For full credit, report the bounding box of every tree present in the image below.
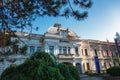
[0,0,92,32]
[0,0,92,55]
[0,31,19,55]
[115,32,120,43]
[107,66,120,76]
[0,51,80,80]
[115,32,120,65]
[0,31,27,56]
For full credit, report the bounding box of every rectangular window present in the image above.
[68,47,71,54]
[109,62,111,68]
[94,49,97,56]
[63,47,67,54]
[106,50,109,56]
[101,50,104,57]
[86,63,90,70]
[104,62,107,69]
[81,49,84,56]
[49,46,54,55]
[75,47,79,55]
[85,49,88,56]
[59,46,62,54]
[30,46,35,54]
[37,46,41,52]
[13,45,18,54]
[113,62,116,66]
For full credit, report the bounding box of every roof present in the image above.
[47,23,78,37]
[15,32,42,39]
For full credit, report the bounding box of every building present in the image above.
[0,23,120,74]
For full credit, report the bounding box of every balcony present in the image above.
[57,54,80,59]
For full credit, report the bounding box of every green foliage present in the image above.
[19,45,27,55]
[68,65,80,80]
[0,32,10,47]
[115,32,120,43]
[30,51,56,66]
[58,63,72,80]
[84,70,92,75]
[1,52,80,80]
[58,63,80,80]
[0,0,92,32]
[0,32,27,55]
[0,32,19,55]
[107,66,120,76]
[0,65,17,80]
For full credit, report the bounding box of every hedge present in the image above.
[107,66,120,76]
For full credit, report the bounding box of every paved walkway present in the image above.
[80,77,103,80]
[80,74,103,80]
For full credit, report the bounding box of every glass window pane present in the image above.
[49,46,54,55]
[59,46,62,54]
[63,47,67,54]
[30,46,35,54]
[37,46,41,51]
[68,47,71,54]
[75,47,78,55]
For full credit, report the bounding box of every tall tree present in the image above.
[115,32,120,43]
[0,0,92,31]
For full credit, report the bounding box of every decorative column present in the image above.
[44,43,49,53]
[73,61,76,66]
[55,44,58,56]
[71,46,75,54]
[81,62,85,74]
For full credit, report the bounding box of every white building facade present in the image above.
[0,23,120,74]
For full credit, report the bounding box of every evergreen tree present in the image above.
[0,52,80,80]
[0,0,92,31]
[115,32,120,43]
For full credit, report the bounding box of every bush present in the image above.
[0,51,80,80]
[58,63,80,80]
[84,70,93,75]
[58,64,73,80]
[30,51,56,66]
[107,66,120,76]
[67,65,80,80]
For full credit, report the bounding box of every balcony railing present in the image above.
[57,54,80,59]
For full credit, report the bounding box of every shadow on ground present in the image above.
[80,74,120,80]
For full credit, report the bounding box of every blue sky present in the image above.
[30,0,120,42]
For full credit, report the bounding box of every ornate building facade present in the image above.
[0,23,120,74]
